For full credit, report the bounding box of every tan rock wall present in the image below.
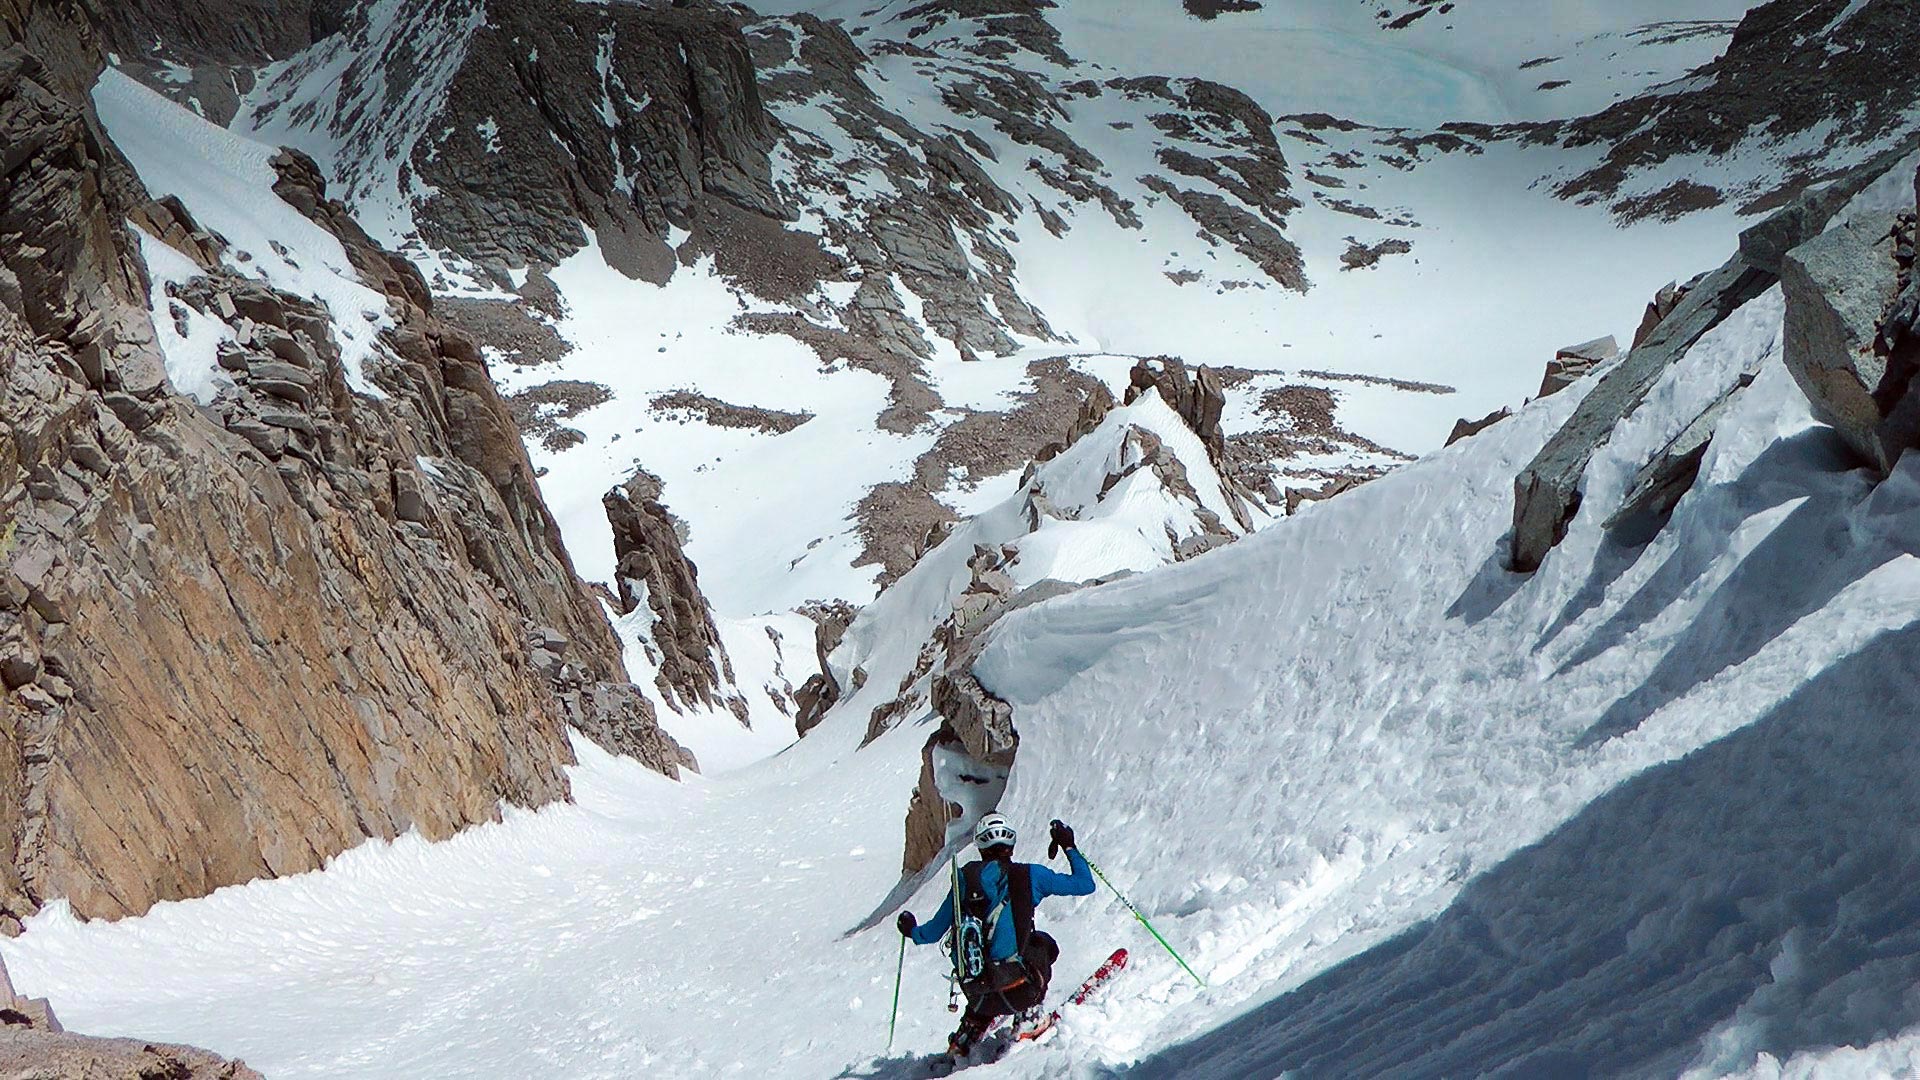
[0,1,688,924]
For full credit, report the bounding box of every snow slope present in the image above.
[981,309,1920,1076]
[494,19,1751,613]
[202,0,1797,614]
[828,387,1264,741]
[95,69,398,397]
[14,180,1919,1075]
[490,235,930,611]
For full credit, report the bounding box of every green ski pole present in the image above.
[887,931,906,1053]
[1086,857,1206,988]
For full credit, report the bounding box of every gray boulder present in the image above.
[1780,168,1918,474]
[1446,407,1511,446]
[1539,336,1618,398]
[1510,150,1913,572]
[1511,254,1772,570]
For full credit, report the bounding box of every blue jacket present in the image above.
[909,850,1094,960]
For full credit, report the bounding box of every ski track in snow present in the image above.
[14,263,1920,1076]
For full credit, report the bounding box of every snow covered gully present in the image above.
[17,183,1920,1073]
[10,2,1920,1076]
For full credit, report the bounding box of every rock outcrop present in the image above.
[0,1,687,927]
[876,378,1260,877]
[417,0,784,283]
[792,600,856,738]
[1780,159,1920,474]
[1632,277,1700,348]
[1606,366,1765,530]
[604,470,746,722]
[1446,407,1511,446]
[1123,356,1263,528]
[0,954,260,1076]
[1510,254,1774,571]
[1508,147,1916,572]
[0,1028,262,1079]
[1539,336,1617,399]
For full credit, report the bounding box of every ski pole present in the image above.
[887,931,906,1053]
[1086,857,1206,988]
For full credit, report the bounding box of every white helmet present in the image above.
[974,813,1016,850]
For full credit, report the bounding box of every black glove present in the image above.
[897,911,917,937]
[1048,819,1075,859]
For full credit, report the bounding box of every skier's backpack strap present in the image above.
[1008,862,1036,954]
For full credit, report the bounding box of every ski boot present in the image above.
[928,1013,991,1074]
[1008,1006,1045,1040]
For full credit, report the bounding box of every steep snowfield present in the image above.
[205,0,1797,613]
[13,194,1918,1074]
[490,235,928,611]
[978,295,1920,1075]
[95,69,397,397]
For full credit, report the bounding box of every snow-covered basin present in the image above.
[10,284,1920,1077]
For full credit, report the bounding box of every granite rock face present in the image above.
[1509,254,1774,571]
[605,470,747,722]
[1506,152,1910,572]
[411,0,784,282]
[1780,160,1920,474]
[0,1,687,927]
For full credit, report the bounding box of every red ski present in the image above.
[1015,948,1128,1042]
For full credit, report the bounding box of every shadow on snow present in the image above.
[1125,618,1920,1078]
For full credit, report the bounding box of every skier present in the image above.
[896,814,1093,1060]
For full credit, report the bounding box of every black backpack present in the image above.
[952,859,1035,998]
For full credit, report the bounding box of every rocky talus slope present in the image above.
[0,0,693,937]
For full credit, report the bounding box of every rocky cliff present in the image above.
[0,0,690,929]
[1511,144,1920,573]
[604,469,747,721]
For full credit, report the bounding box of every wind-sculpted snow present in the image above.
[968,287,1920,1073]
